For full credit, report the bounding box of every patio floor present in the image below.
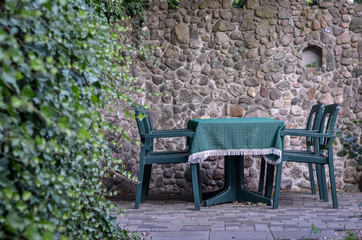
[114,191,362,240]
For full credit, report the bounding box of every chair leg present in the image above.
[308,163,316,194]
[320,165,328,202]
[273,162,283,209]
[141,164,152,203]
[328,158,338,209]
[315,164,324,201]
[135,163,145,209]
[258,157,266,194]
[191,163,201,210]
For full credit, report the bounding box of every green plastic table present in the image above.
[187,118,285,206]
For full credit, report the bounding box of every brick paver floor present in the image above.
[114,191,362,240]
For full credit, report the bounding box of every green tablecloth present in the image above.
[187,118,285,165]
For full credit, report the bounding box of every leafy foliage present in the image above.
[343,231,360,240]
[168,0,179,9]
[307,224,322,239]
[232,0,245,8]
[102,0,149,19]
[305,61,317,68]
[122,0,149,17]
[0,0,147,239]
[337,120,362,166]
[306,0,319,6]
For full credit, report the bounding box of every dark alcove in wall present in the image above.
[301,46,322,68]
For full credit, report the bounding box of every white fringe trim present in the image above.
[188,148,282,165]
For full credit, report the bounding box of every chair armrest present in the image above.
[280,129,333,138]
[280,129,318,136]
[283,128,309,131]
[141,129,195,138]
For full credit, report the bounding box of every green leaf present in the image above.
[22,191,32,201]
[0,29,7,42]
[39,0,49,4]
[5,213,24,233]
[111,33,118,40]
[30,58,45,72]
[16,71,24,80]
[78,10,87,18]
[10,96,22,108]
[1,65,20,92]
[4,188,13,199]
[59,116,70,129]
[78,127,91,140]
[58,0,67,5]
[24,224,42,240]
[60,235,68,240]
[40,104,54,119]
[91,95,98,103]
[42,231,54,240]
[16,201,27,212]
[35,136,43,145]
[22,85,35,98]
[72,85,79,97]
[138,113,146,120]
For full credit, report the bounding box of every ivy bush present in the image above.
[0,0,147,239]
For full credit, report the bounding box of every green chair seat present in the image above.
[281,150,328,162]
[146,151,190,163]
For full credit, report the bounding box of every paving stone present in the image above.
[149,231,209,240]
[180,227,212,231]
[210,230,273,239]
[270,226,284,231]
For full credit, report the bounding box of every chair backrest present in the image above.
[134,104,154,151]
[306,103,325,148]
[134,104,154,134]
[306,103,325,130]
[318,104,341,150]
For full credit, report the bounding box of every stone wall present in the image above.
[109,0,362,195]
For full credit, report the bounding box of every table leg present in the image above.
[264,163,275,198]
[204,155,273,206]
[204,156,239,206]
[257,157,266,194]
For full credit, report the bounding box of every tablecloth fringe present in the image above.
[188,148,282,165]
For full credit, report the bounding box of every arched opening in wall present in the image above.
[302,46,322,70]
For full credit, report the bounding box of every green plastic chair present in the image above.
[259,103,325,198]
[133,104,201,210]
[273,104,341,209]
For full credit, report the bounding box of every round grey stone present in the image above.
[269,88,282,100]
